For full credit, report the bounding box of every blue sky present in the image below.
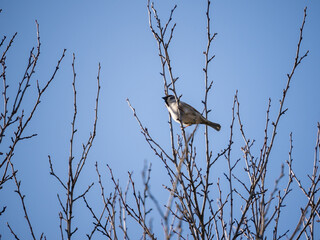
[1,0,320,239]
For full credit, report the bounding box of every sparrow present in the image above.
[162,95,221,131]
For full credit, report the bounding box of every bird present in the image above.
[162,95,221,131]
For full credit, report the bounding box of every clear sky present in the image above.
[1,0,320,239]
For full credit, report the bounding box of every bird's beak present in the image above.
[162,96,168,104]
[162,96,169,106]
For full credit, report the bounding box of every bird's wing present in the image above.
[179,102,201,115]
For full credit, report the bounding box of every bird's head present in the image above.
[162,95,175,106]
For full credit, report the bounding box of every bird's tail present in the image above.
[203,119,221,131]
